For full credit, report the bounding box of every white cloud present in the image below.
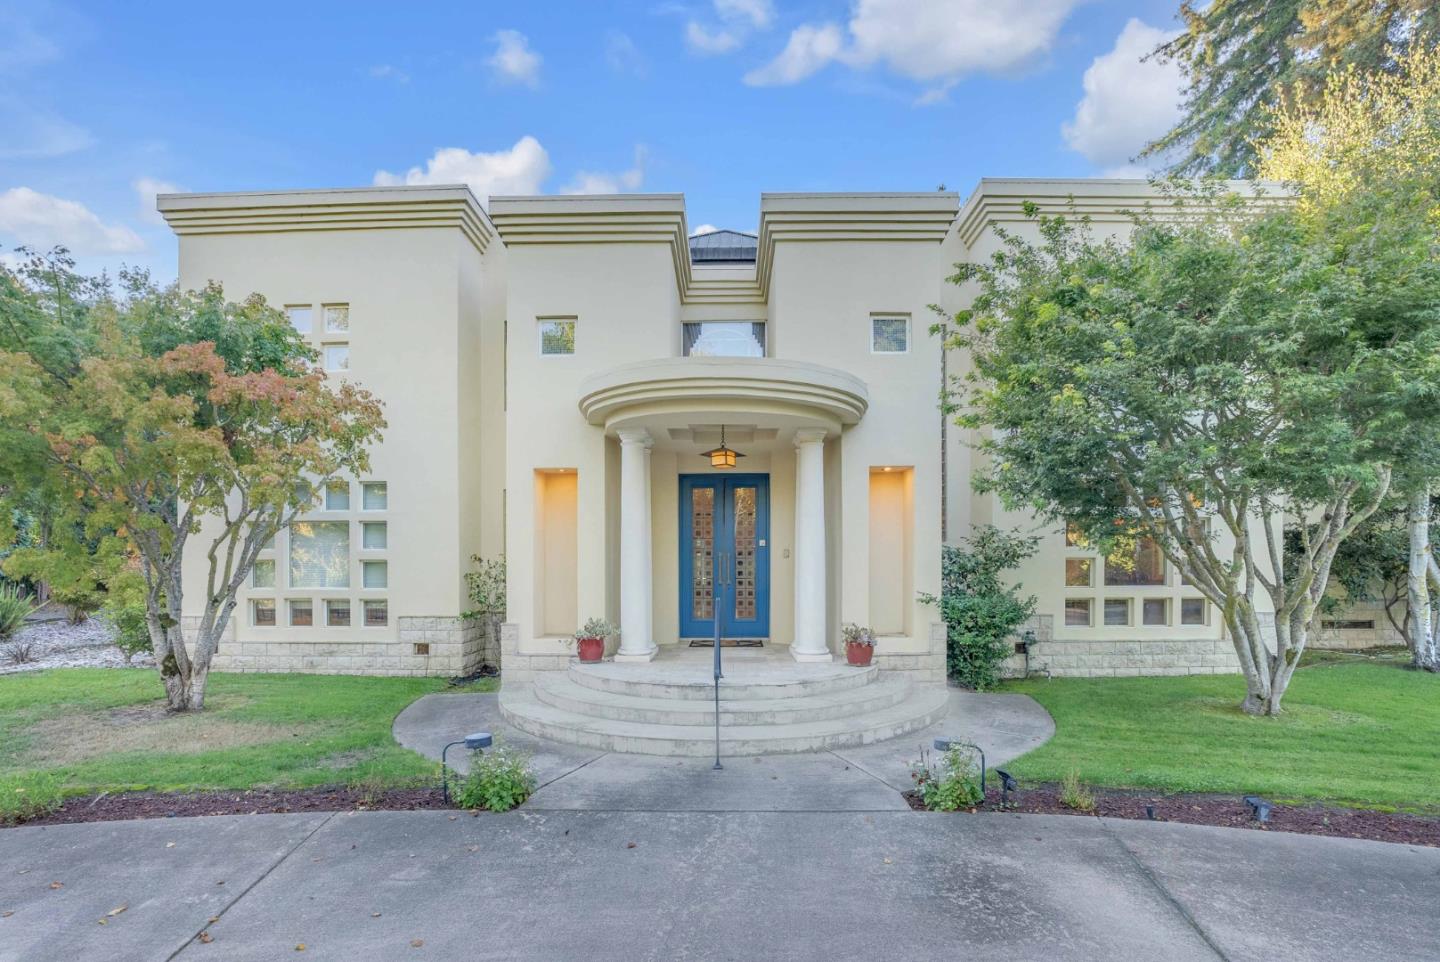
[604,30,645,76]
[685,0,774,56]
[0,187,143,254]
[715,0,773,29]
[746,0,1080,88]
[369,64,410,84]
[374,137,553,204]
[1062,19,1184,173]
[562,146,647,195]
[690,224,720,235]
[686,21,742,55]
[133,177,182,226]
[487,29,541,87]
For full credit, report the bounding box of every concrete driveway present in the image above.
[2,809,1436,961]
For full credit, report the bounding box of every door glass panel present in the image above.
[691,487,714,621]
[733,486,757,621]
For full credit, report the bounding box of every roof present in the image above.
[688,228,757,264]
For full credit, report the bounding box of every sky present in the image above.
[0,0,1192,282]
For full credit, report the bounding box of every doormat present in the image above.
[687,639,764,648]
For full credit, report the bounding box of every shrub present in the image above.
[910,745,985,812]
[108,603,153,663]
[918,526,1038,690]
[454,746,536,813]
[0,582,31,641]
[2,640,37,665]
[1059,769,1097,813]
[0,772,63,825]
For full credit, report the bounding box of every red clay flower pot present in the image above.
[576,636,605,663]
[846,641,874,667]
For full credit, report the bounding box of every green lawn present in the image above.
[0,669,498,811]
[1002,650,1440,813]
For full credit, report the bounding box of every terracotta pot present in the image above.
[845,641,874,667]
[576,636,605,663]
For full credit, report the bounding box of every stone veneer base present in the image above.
[205,615,498,677]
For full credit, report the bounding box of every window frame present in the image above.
[1064,598,1093,627]
[288,599,314,627]
[361,521,387,551]
[1103,598,1132,627]
[285,305,314,335]
[362,599,389,627]
[325,598,352,627]
[361,482,387,511]
[870,314,910,355]
[322,343,351,373]
[323,303,350,333]
[252,598,277,627]
[361,560,388,589]
[538,317,577,357]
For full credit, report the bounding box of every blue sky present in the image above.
[0,0,1191,281]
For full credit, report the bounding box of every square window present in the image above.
[1064,522,1089,549]
[362,482,387,510]
[1104,598,1131,626]
[1143,598,1169,626]
[362,560,388,589]
[871,316,909,353]
[325,481,350,511]
[289,599,313,626]
[683,321,765,357]
[363,599,388,627]
[326,599,351,627]
[1181,598,1207,625]
[294,480,316,509]
[286,306,313,334]
[251,559,276,589]
[362,522,387,550]
[1064,598,1092,627]
[323,344,350,372]
[1105,537,1166,586]
[289,520,350,588]
[324,304,349,333]
[539,319,575,356]
[1064,558,1092,587]
[252,599,276,626]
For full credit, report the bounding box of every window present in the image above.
[251,559,276,589]
[289,599,313,626]
[871,315,909,353]
[324,304,349,333]
[294,480,316,509]
[363,599,388,627]
[289,520,351,588]
[326,599,351,627]
[682,322,765,357]
[1104,537,1165,586]
[1180,598,1207,625]
[261,531,276,551]
[323,344,350,372]
[1064,598,1092,627]
[252,599,276,626]
[325,482,350,511]
[1064,523,1089,549]
[1143,598,1169,626]
[362,522,387,550]
[362,560,388,589]
[286,306,313,334]
[1064,558,1092,587]
[539,318,575,355]
[1104,598,1131,626]
[362,482,387,511]
[1321,619,1376,630]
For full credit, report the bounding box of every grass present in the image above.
[0,669,498,813]
[1002,649,1440,813]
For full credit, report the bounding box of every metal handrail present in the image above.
[712,550,727,770]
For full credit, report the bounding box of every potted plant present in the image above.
[572,618,618,663]
[841,623,876,667]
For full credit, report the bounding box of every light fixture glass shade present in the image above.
[701,425,745,469]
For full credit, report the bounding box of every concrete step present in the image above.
[565,657,878,702]
[499,684,949,757]
[533,671,912,726]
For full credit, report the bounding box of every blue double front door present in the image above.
[678,474,770,640]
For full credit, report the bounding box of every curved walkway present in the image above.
[393,687,1055,812]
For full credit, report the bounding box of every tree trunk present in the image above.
[1408,486,1439,671]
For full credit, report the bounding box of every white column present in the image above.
[791,428,831,662]
[615,428,657,662]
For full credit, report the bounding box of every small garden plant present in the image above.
[572,618,619,643]
[454,746,537,813]
[910,744,985,812]
[0,582,31,641]
[1059,769,1097,813]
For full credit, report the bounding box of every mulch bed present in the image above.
[905,783,1440,847]
[15,786,454,827]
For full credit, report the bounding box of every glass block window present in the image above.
[682,322,765,357]
[871,316,909,353]
[539,318,575,355]
[362,522,387,550]
[323,344,350,372]
[1104,598,1131,626]
[362,561,388,589]
[362,482,387,511]
[324,304,349,333]
[289,521,350,588]
[1064,558,1092,587]
[286,306,313,334]
[1181,598,1207,625]
[1143,598,1169,626]
[326,599,351,627]
[251,559,276,589]
[363,599,388,627]
[1104,537,1165,586]
[289,599,313,626]
[1064,522,1089,548]
[1064,598,1092,627]
[252,599,276,626]
[325,482,350,511]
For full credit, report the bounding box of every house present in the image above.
[161,180,1284,753]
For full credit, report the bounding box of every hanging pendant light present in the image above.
[701,424,745,470]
